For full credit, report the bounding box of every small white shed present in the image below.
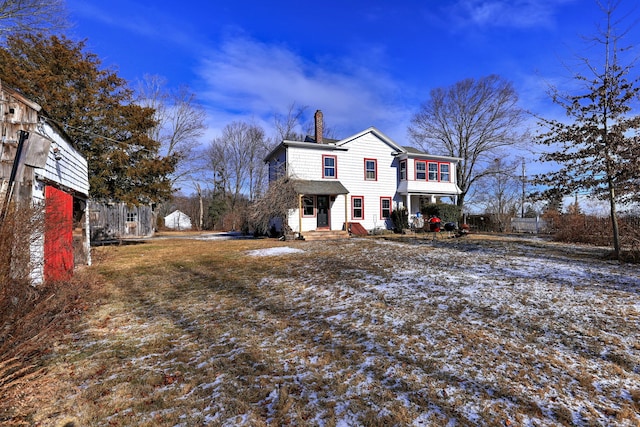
[164,210,192,230]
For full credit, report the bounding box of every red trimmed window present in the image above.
[364,159,377,181]
[380,197,391,219]
[440,163,450,182]
[302,195,315,217]
[399,160,407,181]
[428,162,438,181]
[415,160,426,180]
[323,155,337,178]
[352,196,364,220]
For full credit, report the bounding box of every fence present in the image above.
[510,217,549,234]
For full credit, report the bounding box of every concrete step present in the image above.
[302,230,350,241]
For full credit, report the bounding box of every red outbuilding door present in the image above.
[44,185,74,282]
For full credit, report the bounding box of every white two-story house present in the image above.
[264,110,462,237]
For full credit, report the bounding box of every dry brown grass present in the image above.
[1,235,639,426]
[0,203,98,426]
[0,266,101,426]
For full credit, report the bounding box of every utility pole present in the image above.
[0,130,29,224]
[520,157,526,218]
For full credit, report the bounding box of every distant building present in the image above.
[88,201,155,242]
[164,210,192,230]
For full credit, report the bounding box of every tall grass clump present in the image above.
[0,202,42,328]
[546,211,640,262]
[0,202,97,425]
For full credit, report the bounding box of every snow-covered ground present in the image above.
[238,237,639,426]
[51,236,640,426]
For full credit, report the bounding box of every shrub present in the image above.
[549,213,640,261]
[420,203,462,224]
[0,202,41,294]
[390,207,409,233]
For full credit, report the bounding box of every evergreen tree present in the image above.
[542,188,564,214]
[536,1,640,259]
[0,33,177,204]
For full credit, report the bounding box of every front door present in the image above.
[316,195,329,228]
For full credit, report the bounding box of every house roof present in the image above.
[165,209,190,219]
[263,126,461,163]
[293,180,349,195]
[398,146,463,162]
[336,127,405,153]
[263,139,348,162]
[402,146,426,154]
[304,135,339,144]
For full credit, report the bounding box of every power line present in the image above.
[41,115,123,144]
[40,115,157,154]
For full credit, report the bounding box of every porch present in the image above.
[400,192,459,217]
[292,180,350,239]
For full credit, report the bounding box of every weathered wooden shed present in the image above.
[0,82,90,283]
[88,201,155,242]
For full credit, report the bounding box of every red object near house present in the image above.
[347,222,369,236]
[428,216,441,232]
[44,185,74,282]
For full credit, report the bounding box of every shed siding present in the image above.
[1,84,90,284]
[35,123,89,196]
[164,210,192,230]
[89,201,155,241]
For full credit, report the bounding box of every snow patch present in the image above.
[246,247,304,257]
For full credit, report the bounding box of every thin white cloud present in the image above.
[447,0,576,30]
[196,37,413,142]
[67,0,202,51]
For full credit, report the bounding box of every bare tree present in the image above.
[408,75,528,210]
[135,75,207,187]
[250,176,298,236]
[272,102,338,145]
[477,158,521,232]
[207,121,269,222]
[273,102,308,142]
[536,0,640,259]
[0,0,67,38]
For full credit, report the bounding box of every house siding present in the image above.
[337,133,399,230]
[286,146,337,180]
[397,158,459,196]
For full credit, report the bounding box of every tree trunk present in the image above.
[607,181,621,259]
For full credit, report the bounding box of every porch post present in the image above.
[344,194,348,232]
[298,194,303,236]
[406,193,412,218]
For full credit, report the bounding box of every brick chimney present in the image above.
[314,110,323,144]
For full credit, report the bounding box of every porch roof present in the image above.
[293,180,349,195]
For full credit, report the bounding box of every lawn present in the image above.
[9,234,640,426]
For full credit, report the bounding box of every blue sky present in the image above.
[64,0,638,157]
